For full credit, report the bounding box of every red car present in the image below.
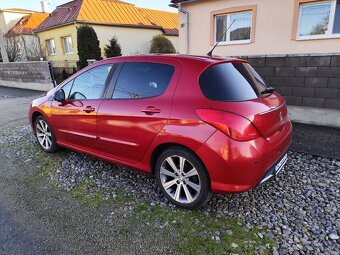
[29,55,292,209]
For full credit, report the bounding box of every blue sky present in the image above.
[0,0,175,13]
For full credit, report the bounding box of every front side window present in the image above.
[62,36,73,54]
[297,0,340,39]
[60,80,73,99]
[69,64,112,100]
[112,62,175,99]
[215,11,252,44]
[46,39,56,55]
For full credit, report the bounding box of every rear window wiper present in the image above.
[261,87,275,95]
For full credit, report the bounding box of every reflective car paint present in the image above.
[29,55,292,194]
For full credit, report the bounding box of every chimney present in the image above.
[40,0,49,13]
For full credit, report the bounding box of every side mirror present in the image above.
[54,89,65,101]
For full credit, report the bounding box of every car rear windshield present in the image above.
[199,62,267,101]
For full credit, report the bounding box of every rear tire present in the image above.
[34,115,58,153]
[155,146,211,209]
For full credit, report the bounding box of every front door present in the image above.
[97,61,181,164]
[51,64,113,149]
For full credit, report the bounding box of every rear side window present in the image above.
[112,62,175,99]
[199,62,267,101]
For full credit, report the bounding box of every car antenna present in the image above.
[207,19,236,57]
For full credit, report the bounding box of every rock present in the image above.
[329,233,339,240]
[226,229,233,235]
[231,243,238,248]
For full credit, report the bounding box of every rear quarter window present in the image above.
[199,62,266,101]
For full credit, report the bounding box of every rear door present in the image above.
[51,64,113,149]
[96,60,181,164]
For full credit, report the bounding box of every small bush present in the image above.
[104,37,122,58]
[150,35,176,54]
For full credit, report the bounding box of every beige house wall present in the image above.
[0,11,30,32]
[37,24,78,68]
[92,24,179,55]
[36,24,179,68]
[179,0,340,56]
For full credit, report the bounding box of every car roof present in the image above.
[103,54,245,65]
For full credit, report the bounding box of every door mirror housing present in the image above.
[54,89,65,101]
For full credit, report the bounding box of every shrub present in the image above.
[77,25,102,69]
[62,68,68,80]
[104,36,122,58]
[150,35,176,54]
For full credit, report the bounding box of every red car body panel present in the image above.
[29,55,292,194]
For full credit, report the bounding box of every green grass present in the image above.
[3,127,277,254]
[131,203,275,255]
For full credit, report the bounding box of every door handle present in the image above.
[83,106,95,113]
[142,106,161,115]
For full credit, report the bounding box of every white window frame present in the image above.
[62,36,73,54]
[297,0,340,40]
[214,11,252,45]
[46,39,56,56]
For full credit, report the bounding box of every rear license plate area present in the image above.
[275,153,288,176]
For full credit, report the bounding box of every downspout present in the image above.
[178,3,189,54]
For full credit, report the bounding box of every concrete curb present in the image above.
[288,106,340,128]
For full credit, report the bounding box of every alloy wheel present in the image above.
[36,119,53,150]
[160,155,201,204]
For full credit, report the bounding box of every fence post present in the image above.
[48,62,57,87]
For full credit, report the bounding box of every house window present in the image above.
[297,0,340,39]
[215,11,252,44]
[62,36,73,54]
[46,39,56,55]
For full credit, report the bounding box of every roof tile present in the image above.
[35,0,178,35]
[6,12,49,36]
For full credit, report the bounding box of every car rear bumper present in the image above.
[258,149,289,186]
[196,120,292,193]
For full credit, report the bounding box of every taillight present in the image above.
[196,109,261,141]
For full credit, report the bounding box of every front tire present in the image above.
[155,147,211,209]
[34,115,58,153]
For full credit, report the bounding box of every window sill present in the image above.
[216,40,252,46]
[65,52,74,55]
[296,34,340,41]
[49,53,57,56]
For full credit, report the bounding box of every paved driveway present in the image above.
[0,86,53,255]
[0,86,43,127]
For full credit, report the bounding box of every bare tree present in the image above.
[21,36,46,61]
[5,36,21,62]
[311,16,329,35]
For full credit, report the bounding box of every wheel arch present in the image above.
[150,143,211,187]
[31,111,43,126]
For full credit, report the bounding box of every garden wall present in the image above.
[0,61,54,91]
[240,54,340,110]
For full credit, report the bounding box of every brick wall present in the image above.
[241,54,340,110]
[0,61,53,91]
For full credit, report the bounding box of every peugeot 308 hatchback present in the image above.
[29,55,292,209]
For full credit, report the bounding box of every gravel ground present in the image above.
[1,122,339,255]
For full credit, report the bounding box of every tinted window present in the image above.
[199,62,266,101]
[69,64,112,100]
[112,62,175,99]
